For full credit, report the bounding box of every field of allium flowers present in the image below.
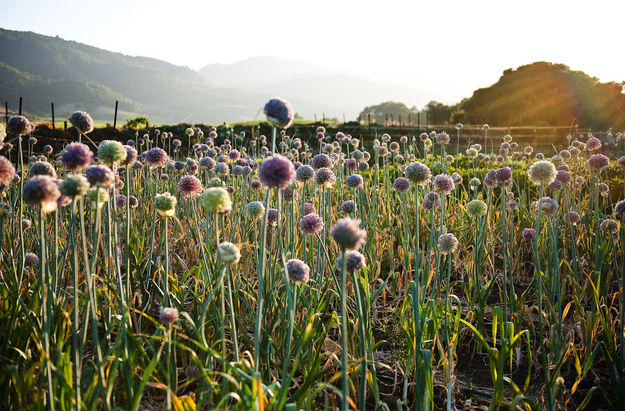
[0,97,625,411]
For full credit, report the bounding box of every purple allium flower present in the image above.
[128,195,138,208]
[144,147,170,168]
[549,179,563,191]
[496,167,512,183]
[267,208,279,226]
[86,165,115,188]
[404,162,431,186]
[228,149,241,161]
[555,170,571,186]
[433,174,455,194]
[68,111,94,134]
[213,162,229,177]
[345,158,357,171]
[61,143,93,171]
[600,219,619,234]
[231,165,243,177]
[536,197,559,217]
[116,194,127,208]
[615,200,625,219]
[421,191,441,210]
[586,137,601,151]
[311,154,332,170]
[618,156,625,169]
[251,180,263,191]
[43,145,53,154]
[24,252,39,267]
[336,250,366,273]
[345,174,363,189]
[393,177,411,193]
[7,116,35,136]
[330,217,366,250]
[419,133,428,142]
[435,132,450,146]
[564,211,581,224]
[300,202,316,216]
[341,200,356,214]
[28,161,57,179]
[296,164,315,182]
[358,161,369,172]
[177,175,203,197]
[159,307,179,326]
[282,186,298,202]
[263,98,294,129]
[286,259,310,284]
[0,156,15,189]
[586,154,609,173]
[172,139,181,147]
[506,200,520,211]
[377,146,388,156]
[314,167,336,187]
[522,228,536,240]
[389,141,400,152]
[259,154,295,189]
[22,175,61,213]
[299,213,324,235]
[123,145,138,166]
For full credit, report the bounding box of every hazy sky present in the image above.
[1,0,623,105]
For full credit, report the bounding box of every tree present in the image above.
[358,101,420,125]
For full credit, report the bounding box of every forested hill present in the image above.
[459,62,625,130]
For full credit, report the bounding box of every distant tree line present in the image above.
[360,62,625,130]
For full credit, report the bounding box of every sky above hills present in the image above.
[1,0,623,107]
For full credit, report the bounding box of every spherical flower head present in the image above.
[264,98,294,128]
[145,147,170,168]
[438,233,459,255]
[218,242,241,264]
[259,154,295,189]
[330,217,366,250]
[115,194,126,208]
[22,175,61,213]
[466,148,478,157]
[618,156,625,169]
[128,195,138,208]
[282,186,298,202]
[549,179,563,191]
[0,202,11,219]
[435,132,450,146]
[393,177,411,193]
[536,196,559,217]
[59,174,90,197]
[24,252,39,267]
[61,143,93,171]
[250,180,262,191]
[177,175,203,198]
[86,187,109,207]
[202,187,232,214]
[555,170,571,186]
[469,178,481,189]
[466,199,487,217]
[123,145,138,167]
[433,174,455,194]
[199,156,216,171]
[154,192,177,217]
[311,154,332,170]
[586,137,602,151]
[267,208,279,226]
[345,158,357,171]
[528,160,556,186]
[299,213,324,235]
[336,250,366,273]
[7,116,35,136]
[564,211,581,225]
[421,191,441,211]
[247,201,266,220]
[341,200,356,214]
[0,156,15,189]
[86,164,115,188]
[300,202,316,216]
[286,259,310,284]
[97,140,127,165]
[185,127,194,137]
[345,174,364,189]
[451,172,463,185]
[159,307,179,326]
[496,167,512,184]
[172,139,181,147]
[314,168,336,188]
[419,133,428,142]
[586,154,609,174]
[296,164,315,183]
[69,111,94,134]
[600,219,619,235]
[506,200,520,211]
[614,201,625,219]
[522,228,536,240]
[404,162,431,186]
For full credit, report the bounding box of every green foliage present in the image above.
[358,101,420,124]
[125,116,150,129]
